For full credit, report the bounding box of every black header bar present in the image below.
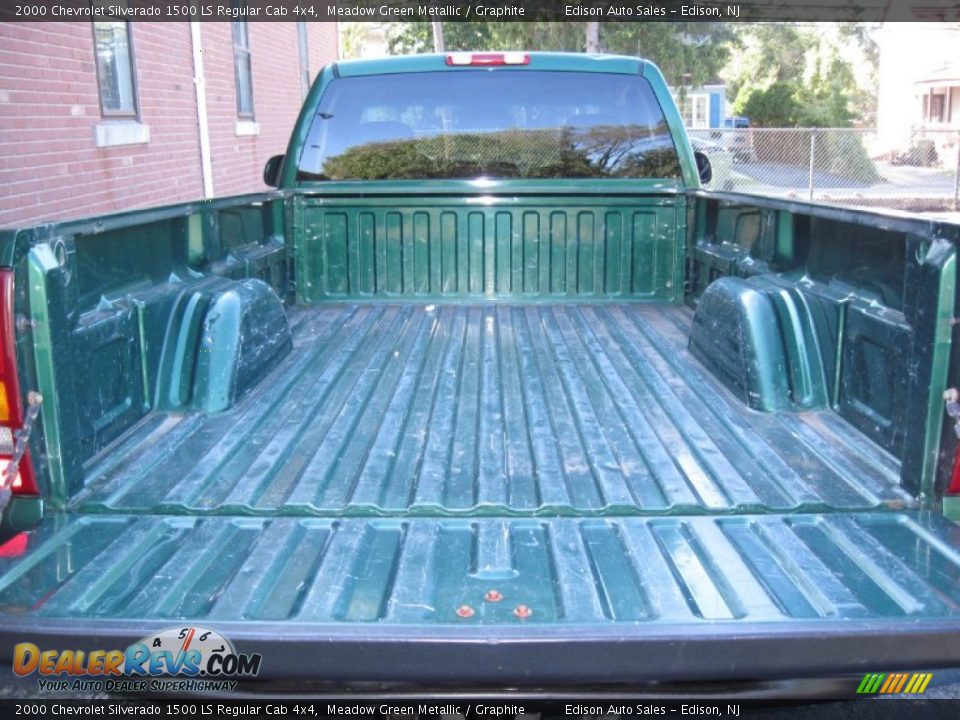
[0,698,957,718]
[2,0,960,23]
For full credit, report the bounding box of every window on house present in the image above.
[930,93,945,123]
[297,22,310,99]
[233,19,254,117]
[691,95,709,129]
[93,21,138,117]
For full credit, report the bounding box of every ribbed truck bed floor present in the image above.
[74,303,909,516]
[1,511,959,681]
[5,303,960,683]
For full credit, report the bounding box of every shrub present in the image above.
[814,131,882,184]
[737,83,804,128]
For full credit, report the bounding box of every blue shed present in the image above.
[675,83,728,129]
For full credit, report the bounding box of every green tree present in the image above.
[796,53,857,127]
[386,22,584,55]
[601,23,737,88]
[724,24,809,103]
[736,82,803,127]
[725,23,877,128]
[385,21,735,89]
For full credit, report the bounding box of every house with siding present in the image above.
[916,64,960,130]
[914,62,960,165]
[875,22,960,163]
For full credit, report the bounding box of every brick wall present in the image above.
[0,21,338,228]
[203,22,338,197]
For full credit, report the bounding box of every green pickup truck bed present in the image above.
[74,301,907,516]
[0,53,959,686]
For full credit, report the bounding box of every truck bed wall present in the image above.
[688,192,960,503]
[4,189,959,512]
[293,194,684,303]
[6,194,291,506]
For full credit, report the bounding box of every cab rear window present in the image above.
[297,70,682,181]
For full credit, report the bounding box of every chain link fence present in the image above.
[688,128,960,214]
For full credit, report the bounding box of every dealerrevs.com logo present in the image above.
[13,626,262,693]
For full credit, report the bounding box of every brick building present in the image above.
[0,21,339,227]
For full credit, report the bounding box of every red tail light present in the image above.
[0,532,28,558]
[445,52,530,67]
[0,269,37,495]
[949,443,960,496]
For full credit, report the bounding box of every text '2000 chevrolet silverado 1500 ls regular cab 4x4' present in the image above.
[0,52,959,686]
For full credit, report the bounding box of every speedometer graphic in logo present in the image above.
[141,626,233,659]
[129,626,240,676]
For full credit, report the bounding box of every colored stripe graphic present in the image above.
[857,672,932,694]
[879,673,897,693]
[857,673,886,694]
[894,674,909,693]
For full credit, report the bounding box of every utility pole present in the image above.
[432,21,445,53]
[585,22,600,53]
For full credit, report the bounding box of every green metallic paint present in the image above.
[945,496,960,522]
[189,278,292,414]
[642,60,700,189]
[689,194,960,507]
[294,179,685,196]
[774,209,795,265]
[918,246,956,505]
[9,195,292,507]
[282,63,336,189]
[71,303,908,518]
[0,496,42,534]
[27,245,69,506]
[295,195,684,304]
[832,302,847,409]
[1,511,959,627]
[4,193,286,243]
[690,277,831,413]
[0,230,23,269]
